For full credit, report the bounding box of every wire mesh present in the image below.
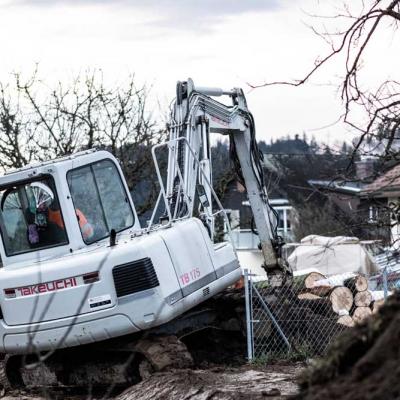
[245,270,392,360]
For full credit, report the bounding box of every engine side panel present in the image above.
[0,218,241,353]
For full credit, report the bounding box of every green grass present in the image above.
[250,345,315,365]
[254,280,270,289]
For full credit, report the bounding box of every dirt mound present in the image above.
[296,291,400,400]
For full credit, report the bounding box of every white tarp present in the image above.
[287,235,378,276]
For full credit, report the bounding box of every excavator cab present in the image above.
[0,146,241,365]
[0,150,140,267]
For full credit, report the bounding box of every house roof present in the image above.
[362,164,400,197]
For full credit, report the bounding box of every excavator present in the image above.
[0,79,288,391]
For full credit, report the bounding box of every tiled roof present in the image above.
[362,164,400,196]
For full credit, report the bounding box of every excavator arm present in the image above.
[166,79,290,283]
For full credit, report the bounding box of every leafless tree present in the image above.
[250,0,400,162]
[0,69,163,213]
[247,1,400,242]
[0,83,37,169]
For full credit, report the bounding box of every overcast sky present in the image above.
[0,0,398,147]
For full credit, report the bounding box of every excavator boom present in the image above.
[167,79,288,282]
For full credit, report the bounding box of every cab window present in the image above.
[67,159,134,244]
[0,177,68,256]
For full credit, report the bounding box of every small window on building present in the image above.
[277,209,285,229]
[67,159,134,244]
[369,206,379,223]
[286,209,291,230]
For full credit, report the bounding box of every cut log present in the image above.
[354,291,373,307]
[329,286,353,313]
[308,286,332,297]
[298,292,322,300]
[344,275,368,293]
[311,273,357,297]
[353,306,372,324]
[371,299,385,314]
[314,272,356,288]
[294,272,326,291]
[304,272,326,289]
[337,315,355,327]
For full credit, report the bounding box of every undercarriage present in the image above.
[0,289,246,395]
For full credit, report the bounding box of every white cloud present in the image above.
[6,0,283,31]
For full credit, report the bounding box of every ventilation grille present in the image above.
[112,257,159,298]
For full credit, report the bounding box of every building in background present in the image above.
[361,163,400,248]
[223,181,294,241]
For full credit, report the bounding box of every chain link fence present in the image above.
[244,267,394,361]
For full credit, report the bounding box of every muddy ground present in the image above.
[0,290,304,400]
[2,363,303,400]
[117,363,303,400]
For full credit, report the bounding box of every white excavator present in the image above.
[0,79,287,390]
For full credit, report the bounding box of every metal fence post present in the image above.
[383,266,388,299]
[249,271,254,359]
[244,269,253,361]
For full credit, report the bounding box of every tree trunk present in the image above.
[344,275,368,293]
[329,286,353,313]
[311,273,358,297]
[294,272,326,291]
[297,293,322,300]
[354,291,373,307]
[308,285,332,297]
[314,272,356,288]
[337,315,355,327]
[353,306,372,324]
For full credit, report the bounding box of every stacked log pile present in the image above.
[295,271,387,326]
[253,271,390,356]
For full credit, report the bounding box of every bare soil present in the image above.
[117,363,302,400]
[2,364,302,400]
